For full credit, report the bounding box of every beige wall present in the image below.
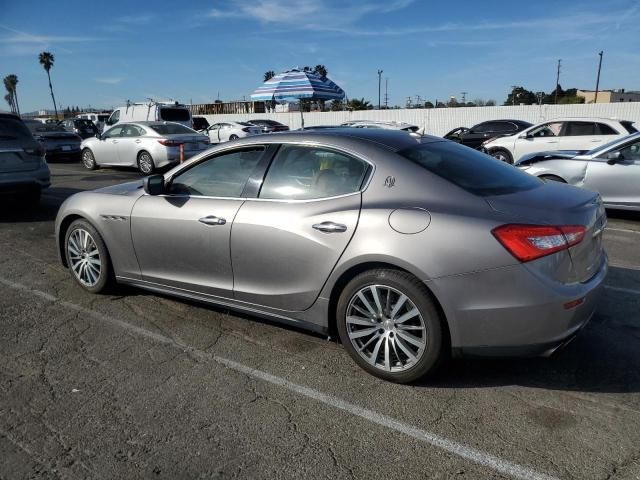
[578,90,640,103]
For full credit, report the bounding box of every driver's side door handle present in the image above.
[312,221,347,233]
[198,215,226,226]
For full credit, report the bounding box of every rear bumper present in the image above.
[431,253,608,358]
[0,163,51,193]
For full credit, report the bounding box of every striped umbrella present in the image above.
[250,69,345,102]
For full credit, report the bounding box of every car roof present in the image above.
[245,128,442,152]
[0,112,20,120]
[542,117,631,123]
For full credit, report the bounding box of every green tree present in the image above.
[3,75,20,115]
[39,51,58,119]
[424,101,434,108]
[346,98,371,111]
[313,64,328,78]
[504,86,537,105]
[330,99,344,111]
[485,99,496,106]
[263,70,276,82]
[4,93,15,113]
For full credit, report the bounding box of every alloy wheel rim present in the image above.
[82,151,94,168]
[139,154,152,173]
[67,228,101,287]
[346,285,426,372]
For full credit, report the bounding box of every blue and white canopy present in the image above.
[250,69,345,102]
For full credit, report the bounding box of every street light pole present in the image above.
[555,59,561,104]
[377,69,383,110]
[595,51,604,103]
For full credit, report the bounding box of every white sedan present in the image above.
[206,121,261,143]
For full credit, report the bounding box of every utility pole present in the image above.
[384,78,389,108]
[555,59,561,104]
[510,85,518,106]
[377,69,383,109]
[461,91,467,104]
[595,51,604,103]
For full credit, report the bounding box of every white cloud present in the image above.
[95,77,124,85]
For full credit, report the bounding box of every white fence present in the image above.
[203,103,640,136]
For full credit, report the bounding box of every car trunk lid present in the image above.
[0,138,42,173]
[486,182,605,283]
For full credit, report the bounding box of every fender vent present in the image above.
[101,215,128,221]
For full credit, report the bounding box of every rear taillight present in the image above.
[492,224,586,262]
[158,139,181,147]
[242,127,250,132]
[24,143,46,157]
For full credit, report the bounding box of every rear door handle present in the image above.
[312,221,347,233]
[198,215,226,226]
[135,139,141,143]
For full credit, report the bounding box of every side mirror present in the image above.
[95,132,102,139]
[606,151,621,165]
[143,174,165,195]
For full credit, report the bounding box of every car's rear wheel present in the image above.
[539,174,566,183]
[489,148,513,164]
[336,269,444,383]
[229,134,239,141]
[137,151,155,175]
[65,219,112,293]
[82,148,97,170]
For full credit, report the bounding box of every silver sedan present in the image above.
[55,129,607,383]
[518,132,640,211]
[81,121,210,174]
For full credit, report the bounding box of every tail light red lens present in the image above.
[158,139,181,147]
[24,143,46,157]
[492,224,586,262]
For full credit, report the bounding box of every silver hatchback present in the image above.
[56,129,607,383]
[80,121,210,174]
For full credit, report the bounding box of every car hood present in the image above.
[94,180,144,196]
[516,150,588,166]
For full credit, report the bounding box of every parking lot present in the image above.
[1,161,639,480]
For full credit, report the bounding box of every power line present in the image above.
[384,78,389,108]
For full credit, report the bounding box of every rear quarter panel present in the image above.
[526,159,588,185]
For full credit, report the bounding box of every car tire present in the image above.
[137,151,155,175]
[336,269,444,383]
[539,174,566,183]
[64,219,113,294]
[82,148,98,170]
[489,149,513,164]
[229,134,239,141]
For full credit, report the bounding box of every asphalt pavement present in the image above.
[1,161,639,480]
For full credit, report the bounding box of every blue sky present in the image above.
[2,0,640,112]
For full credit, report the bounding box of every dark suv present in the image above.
[61,118,99,139]
[444,119,532,150]
[0,113,50,205]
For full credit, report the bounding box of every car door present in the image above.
[207,124,222,143]
[114,124,140,166]
[513,121,564,159]
[130,146,267,296]
[218,123,232,142]
[583,137,640,208]
[462,122,492,149]
[559,121,602,151]
[231,144,370,311]
[93,125,124,165]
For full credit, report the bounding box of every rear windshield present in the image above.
[76,119,97,128]
[401,126,419,132]
[0,118,34,141]
[622,121,638,134]
[159,108,191,122]
[398,141,541,196]
[237,122,254,127]
[25,122,67,133]
[148,123,196,135]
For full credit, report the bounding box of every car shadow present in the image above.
[606,209,640,222]
[0,186,82,223]
[423,264,640,393]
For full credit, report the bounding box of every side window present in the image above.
[595,123,618,135]
[491,122,517,133]
[107,110,120,126]
[122,125,144,137]
[259,145,368,200]
[531,122,563,138]
[210,124,220,130]
[564,122,596,136]
[102,125,124,139]
[472,122,489,133]
[169,147,264,197]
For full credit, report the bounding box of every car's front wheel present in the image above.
[489,148,513,164]
[336,269,444,383]
[82,149,97,170]
[65,219,112,293]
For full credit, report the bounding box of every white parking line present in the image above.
[606,227,640,234]
[0,276,557,480]
[605,285,640,296]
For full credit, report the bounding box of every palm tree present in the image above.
[263,70,276,82]
[3,75,20,115]
[313,64,328,79]
[347,98,372,111]
[4,93,15,113]
[38,51,58,118]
